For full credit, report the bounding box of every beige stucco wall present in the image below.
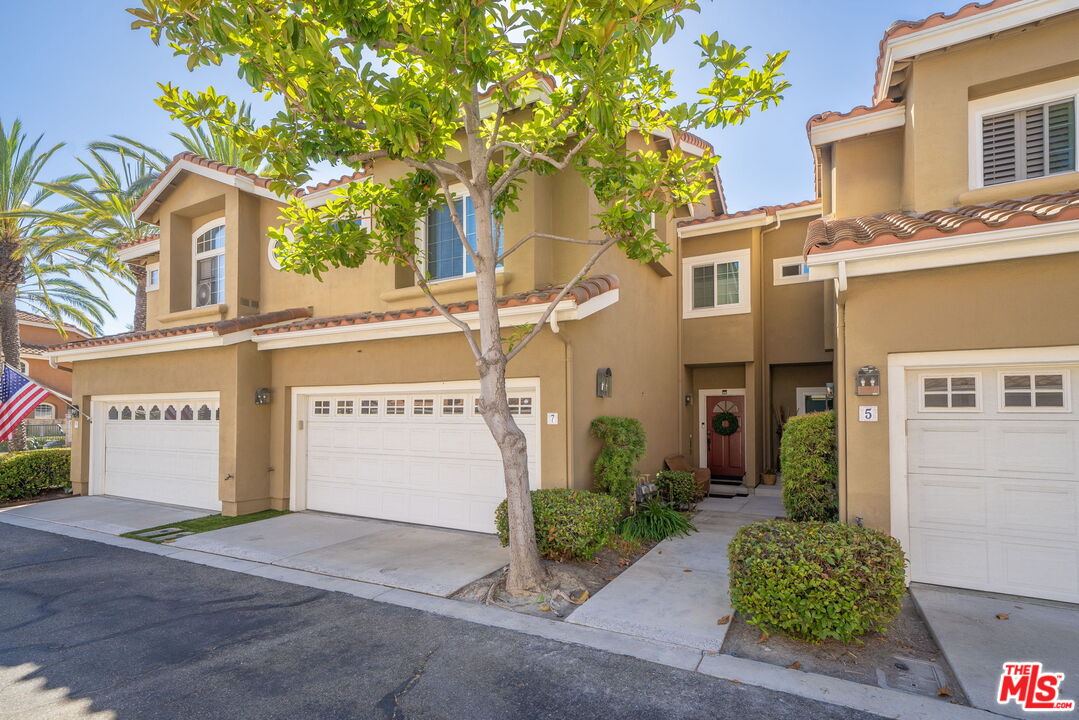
[839,253,1079,532]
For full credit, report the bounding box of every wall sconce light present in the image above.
[854,366,880,396]
[684,394,692,406]
[255,388,273,405]
[596,368,613,398]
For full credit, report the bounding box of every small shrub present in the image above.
[590,417,646,508]
[780,411,838,521]
[728,520,907,643]
[0,449,71,502]
[495,488,622,561]
[656,470,698,508]
[619,499,697,543]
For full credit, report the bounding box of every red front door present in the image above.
[706,395,745,479]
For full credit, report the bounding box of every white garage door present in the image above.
[906,365,1079,602]
[300,382,540,533]
[94,396,221,511]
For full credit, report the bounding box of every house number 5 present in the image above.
[859,406,878,422]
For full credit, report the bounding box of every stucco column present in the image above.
[218,342,273,516]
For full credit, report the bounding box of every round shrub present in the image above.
[495,488,623,561]
[780,411,838,521]
[728,520,907,643]
[655,469,698,508]
[0,448,71,502]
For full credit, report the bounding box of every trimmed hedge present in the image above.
[590,417,646,508]
[728,520,907,643]
[656,470,698,509]
[780,411,838,521]
[495,488,622,561]
[0,449,71,502]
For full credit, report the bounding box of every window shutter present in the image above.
[1047,100,1076,175]
[982,111,1017,185]
[1023,105,1046,178]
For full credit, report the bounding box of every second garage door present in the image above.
[299,381,540,533]
[906,364,1079,603]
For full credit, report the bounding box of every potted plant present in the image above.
[760,468,777,485]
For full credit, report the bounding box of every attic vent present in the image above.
[982,99,1075,186]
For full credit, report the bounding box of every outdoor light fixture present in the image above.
[684,394,692,406]
[255,387,273,405]
[854,366,880,396]
[596,368,613,398]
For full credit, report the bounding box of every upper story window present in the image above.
[17,360,28,375]
[146,262,160,291]
[971,78,1079,189]
[33,403,55,419]
[681,249,751,318]
[424,195,501,281]
[772,256,811,286]
[193,219,226,307]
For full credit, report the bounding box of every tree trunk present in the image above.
[130,263,147,331]
[0,270,26,451]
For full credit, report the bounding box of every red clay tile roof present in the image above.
[302,170,368,196]
[255,275,619,336]
[117,234,159,252]
[19,343,48,357]
[678,199,820,228]
[805,188,1079,254]
[48,307,313,352]
[807,100,903,128]
[15,311,88,338]
[873,0,1028,102]
[134,152,280,219]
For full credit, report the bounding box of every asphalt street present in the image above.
[0,523,880,720]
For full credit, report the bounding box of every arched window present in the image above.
[193,219,226,307]
[197,404,212,421]
[134,405,146,421]
[107,406,119,420]
[121,406,132,420]
[149,405,161,420]
[33,403,55,420]
[180,404,194,421]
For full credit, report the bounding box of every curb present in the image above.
[0,512,1002,720]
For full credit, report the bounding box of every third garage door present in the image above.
[300,381,540,533]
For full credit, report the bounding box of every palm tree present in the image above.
[0,118,125,450]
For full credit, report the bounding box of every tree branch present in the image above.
[397,248,482,360]
[504,236,617,362]
[497,231,607,264]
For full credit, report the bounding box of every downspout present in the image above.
[759,211,782,470]
[549,314,573,488]
[834,261,849,523]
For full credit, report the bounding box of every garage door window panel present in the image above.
[413,398,434,416]
[442,398,465,416]
[386,399,405,416]
[336,400,354,416]
[921,375,980,411]
[1000,372,1069,411]
[360,399,379,415]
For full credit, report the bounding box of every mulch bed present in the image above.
[721,594,969,705]
[0,489,71,510]
[452,537,658,619]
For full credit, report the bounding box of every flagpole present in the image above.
[4,362,92,423]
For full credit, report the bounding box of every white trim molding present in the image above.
[886,344,1079,563]
[772,255,812,286]
[874,0,1079,105]
[810,106,906,147]
[133,158,287,220]
[678,202,822,238]
[117,236,160,262]
[45,330,255,364]
[681,249,751,318]
[806,219,1079,280]
[254,289,619,351]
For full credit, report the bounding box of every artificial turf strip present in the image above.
[121,509,289,543]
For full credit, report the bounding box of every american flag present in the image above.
[0,365,51,442]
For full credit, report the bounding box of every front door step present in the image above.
[707,481,749,499]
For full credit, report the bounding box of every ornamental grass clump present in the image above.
[728,520,907,643]
[619,499,697,543]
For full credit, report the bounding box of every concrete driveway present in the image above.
[0,495,206,535]
[912,583,1079,718]
[173,511,509,596]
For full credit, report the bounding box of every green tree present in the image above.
[0,119,124,449]
[130,0,789,594]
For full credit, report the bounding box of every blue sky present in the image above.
[2,1,949,334]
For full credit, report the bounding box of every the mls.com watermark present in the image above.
[998,663,1075,712]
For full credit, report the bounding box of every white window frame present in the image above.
[917,372,982,413]
[146,262,160,291]
[795,387,832,415]
[192,218,226,307]
[772,255,811,286]
[416,184,503,284]
[33,403,56,419]
[681,249,751,318]
[267,229,289,271]
[997,369,1071,413]
[968,76,1079,191]
[17,359,29,375]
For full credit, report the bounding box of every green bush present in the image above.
[619,499,697,542]
[0,449,71,502]
[656,470,698,508]
[780,411,838,521]
[728,520,907,643]
[590,416,646,508]
[495,488,623,561]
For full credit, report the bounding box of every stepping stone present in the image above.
[157,531,196,543]
[134,527,185,538]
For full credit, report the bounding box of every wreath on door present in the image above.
[712,411,739,436]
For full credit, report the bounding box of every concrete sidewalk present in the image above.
[1,495,206,535]
[566,508,765,650]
